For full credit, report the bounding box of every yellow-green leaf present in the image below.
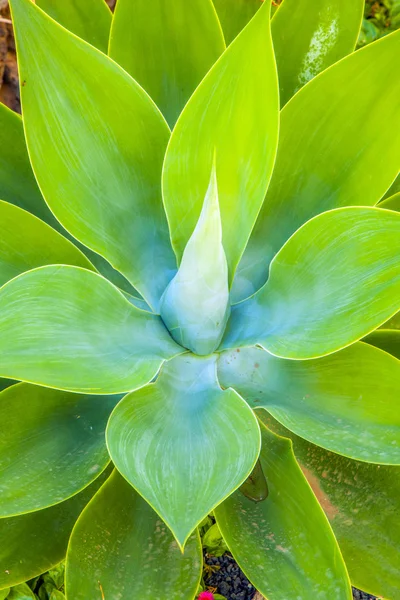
[109,0,225,127]
[162,1,279,281]
[234,31,400,300]
[10,0,175,311]
[0,266,181,393]
[272,0,364,106]
[36,0,111,52]
[222,208,400,359]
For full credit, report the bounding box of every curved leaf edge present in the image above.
[225,206,400,360]
[161,0,279,275]
[10,0,175,312]
[278,27,400,118]
[63,468,203,594]
[215,413,353,597]
[0,265,183,394]
[105,359,262,550]
[0,383,113,516]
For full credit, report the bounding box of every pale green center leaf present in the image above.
[160,167,230,355]
[106,353,261,548]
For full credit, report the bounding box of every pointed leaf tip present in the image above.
[160,167,230,355]
[107,354,260,547]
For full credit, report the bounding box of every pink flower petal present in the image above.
[198,592,215,600]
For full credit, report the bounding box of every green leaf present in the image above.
[364,329,400,360]
[0,266,181,393]
[109,0,225,127]
[0,102,55,226]
[272,0,364,106]
[0,101,144,299]
[381,172,400,201]
[0,383,120,517]
[379,190,400,211]
[214,421,352,600]
[222,208,400,359]
[162,0,279,281]
[10,0,175,311]
[202,523,228,558]
[211,0,261,45]
[0,469,109,589]
[160,167,230,355]
[234,30,400,300]
[7,584,36,600]
[66,470,202,600]
[260,411,400,600]
[46,564,64,590]
[0,589,10,600]
[218,343,400,464]
[106,354,260,547]
[50,592,65,600]
[0,200,94,287]
[36,0,111,52]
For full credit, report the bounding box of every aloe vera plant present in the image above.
[0,0,399,598]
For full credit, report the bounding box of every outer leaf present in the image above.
[0,470,109,590]
[364,329,400,360]
[109,0,225,127]
[11,0,175,311]
[0,383,120,517]
[7,584,35,600]
[106,354,260,547]
[36,0,111,52]
[272,0,364,106]
[218,343,400,464]
[373,194,400,331]
[66,470,202,600]
[222,208,400,359]
[162,1,279,280]
[0,266,181,393]
[0,102,144,299]
[211,0,261,45]
[0,102,55,225]
[379,190,400,211]
[0,201,93,287]
[381,172,400,201]
[234,30,400,300]
[214,422,351,600]
[260,412,400,600]
[160,167,230,355]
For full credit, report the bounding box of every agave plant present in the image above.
[0,0,399,599]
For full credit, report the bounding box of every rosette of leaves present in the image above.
[0,0,399,599]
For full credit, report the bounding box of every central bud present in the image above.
[160,165,230,355]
